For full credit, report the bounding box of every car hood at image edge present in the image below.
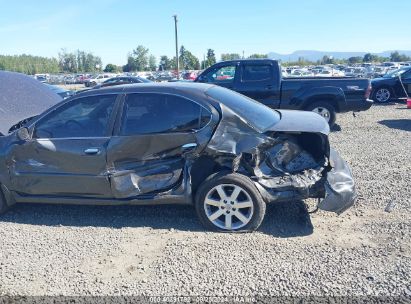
[0,71,61,135]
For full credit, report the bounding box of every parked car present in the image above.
[44,83,74,99]
[84,74,114,87]
[91,76,151,89]
[182,71,198,81]
[371,67,411,103]
[195,59,373,126]
[0,82,356,232]
[34,74,50,83]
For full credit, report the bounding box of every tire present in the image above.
[373,87,392,103]
[306,101,337,127]
[195,172,266,232]
[0,187,10,215]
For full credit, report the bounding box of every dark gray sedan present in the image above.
[0,81,356,232]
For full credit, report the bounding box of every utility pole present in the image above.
[172,15,179,79]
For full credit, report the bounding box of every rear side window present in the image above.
[120,93,211,135]
[242,64,272,82]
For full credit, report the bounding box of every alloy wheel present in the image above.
[204,184,254,230]
[375,88,391,103]
[312,107,331,122]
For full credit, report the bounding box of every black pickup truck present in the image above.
[195,59,373,126]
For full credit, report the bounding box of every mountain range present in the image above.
[267,50,411,62]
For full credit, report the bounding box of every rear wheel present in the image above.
[0,188,10,215]
[306,101,336,127]
[195,172,266,232]
[373,87,392,103]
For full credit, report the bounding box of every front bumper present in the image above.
[318,148,357,214]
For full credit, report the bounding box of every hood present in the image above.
[269,110,330,135]
[0,71,61,135]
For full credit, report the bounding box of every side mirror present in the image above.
[197,75,206,83]
[17,128,31,141]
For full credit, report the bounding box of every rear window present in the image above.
[205,86,280,132]
[242,64,272,82]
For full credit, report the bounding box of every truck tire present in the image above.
[306,101,336,127]
[195,172,266,232]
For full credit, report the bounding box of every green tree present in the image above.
[320,55,334,64]
[363,53,378,62]
[148,55,157,71]
[205,49,216,68]
[122,55,138,72]
[0,54,59,74]
[248,54,268,59]
[104,64,120,73]
[348,56,363,65]
[390,51,411,62]
[179,46,200,70]
[132,45,149,71]
[221,53,241,61]
[58,49,102,73]
[159,55,172,70]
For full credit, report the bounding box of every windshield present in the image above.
[383,67,410,78]
[205,86,281,132]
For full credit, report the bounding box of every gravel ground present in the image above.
[0,103,410,300]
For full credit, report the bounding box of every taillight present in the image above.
[365,83,372,99]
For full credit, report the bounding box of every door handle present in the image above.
[84,148,100,155]
[181,143,197,152]
[266,85,273,89]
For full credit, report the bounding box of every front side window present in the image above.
[203,65,236,83]
[34,95,117,138]
[242,64,272,82]
[120,93,211,136]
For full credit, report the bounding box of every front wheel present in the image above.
[195,172,266,232]
[306,101,336,127]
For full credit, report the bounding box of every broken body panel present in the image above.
[0,81,356,214]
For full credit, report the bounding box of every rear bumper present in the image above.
[318,149,357,214]
[341,98,373,112]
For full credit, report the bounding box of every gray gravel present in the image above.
[0,103,410,299]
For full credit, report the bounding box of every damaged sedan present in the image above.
[0,81,356,232]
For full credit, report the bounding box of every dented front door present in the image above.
[9,94,118,197]
[10,137,112,197]
[107,93,211,199]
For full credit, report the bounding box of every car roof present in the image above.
[214,59,278,65]
[74,82,216,99]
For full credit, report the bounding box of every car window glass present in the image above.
[242,64,272,82]
[34,95,117,138]
[204,65,236,83]
[120,93,211,135]
[402,70,411,79]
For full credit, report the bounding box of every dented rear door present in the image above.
[107,92,212,199]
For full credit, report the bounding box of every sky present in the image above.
[1,0,411,66]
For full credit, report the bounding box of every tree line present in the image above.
[282,51,411,67]
[0,48,410,75]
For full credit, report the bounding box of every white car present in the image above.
[86,74,115,87]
